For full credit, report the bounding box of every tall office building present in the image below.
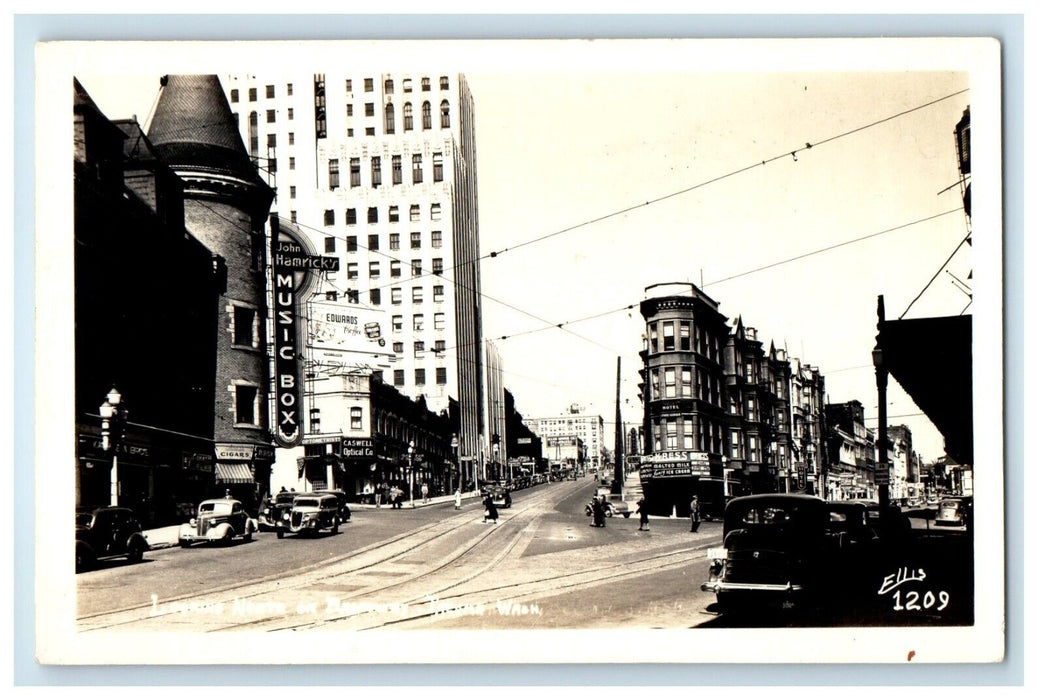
[523,406,606,473]
[223,72,487,480]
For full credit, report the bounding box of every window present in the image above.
[364,78,374,92]
[433,285,444,302]
[289,156,296,170]
[390,260,402,277]
[288,132,295,145]
[440,76,449,89]
[289,186,296,199]
[235,385,258,424]
[412,287,423,304]
[422,77,431,91]
[745,397,757,421]
[230,89,239,103]
[248,87,257,101]
[415,368,426,385]
[371,156,382,186]
[287,107,294,120]
[663,322,675,351]
[328,159,339,189]
[394,370,404,386]
[389,206,399,222]
[434,312,446,330]
[368,234,379,251]
[346,263,359,279]
[434,340,446,353]
[347,289,359,304]
[346,208,357,225]
[664,368,677,398]
[409,204,421,222]
[683,419,694,450]
[364,102,375,117]
[412,154,423,183]
[744,360,755,383]
[384,103,395,134]
[410,232,422,249]
[369,261,380,278]
[431,230,443,248]
[370,289,381,305]
[323,209,335,226]
[422,101,432,129]
[431,203,442,221]
[432,258,444,275]
[433,153,443,182]
[440,100,450,128]
[730,430,742,459]
[747,435,760,463]
[403,78,413,92]
[391,288,402,305]
[345,79,353,92]
[393,341,403,354]
[665,418,678,449]
[681,322,691,351]
[681,368,693,397]
[392,315,403,332]
[390,233,401,250]
[413,314,424,331]
[233,306,256,347]
[346,103,354,117]
[367,207,378,224]
[648,324,659,352]
[324,236,336,253]
[266,109,276,123]
[345,406,362,431]
[266,84,275,98]
[404,103,414,131]
[290,211,297,222]
[392,155,403,184]
[384,78,394,93]
[325,291,338,301]
[414,341,425,358]
[287,83,293,96]
[651,369,660,400]
[350,158,361,187]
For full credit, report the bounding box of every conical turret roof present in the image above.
[147,75,262,186]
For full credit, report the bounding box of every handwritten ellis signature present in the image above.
[878,567,927,595]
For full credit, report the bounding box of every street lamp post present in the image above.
[99,387,125,507]
[873,295,890,511]
[408,440,415,508]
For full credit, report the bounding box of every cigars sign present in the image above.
[271,220,339,448]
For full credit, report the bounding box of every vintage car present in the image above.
[178,498,256,547]
[313,489,353,523]
[935,496,973,528]
[481,481,512,508]
[853,499,913,541]
[282,493,340,538]
[701,494,874,610]
[585,499,632,518]
[76,506,149,572]
[258,491,297,533]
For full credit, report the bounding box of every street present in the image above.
[76,480,970,632]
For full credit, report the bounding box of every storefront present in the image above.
[214,443,275,514]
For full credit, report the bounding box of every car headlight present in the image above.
[282,513,290,521]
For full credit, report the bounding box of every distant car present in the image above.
[178,498,256,547]
[76,506,149,573]
[283,493,340,537]
[935,496,973,527]
[701,494,874,611]
[481,482,511,508]
[312,489,353,523]
[585,500,632,518]
[258,491,296,533]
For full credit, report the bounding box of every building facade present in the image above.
[825,401,877,500]
[222,72,488,488]
[146,75,278,508]
[789,360,828,496]
[523,405,606,474]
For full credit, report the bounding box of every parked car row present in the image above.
[76,492,351,573]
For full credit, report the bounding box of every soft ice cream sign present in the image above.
[271,222,339,447]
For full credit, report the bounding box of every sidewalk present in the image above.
[143,490,484,550]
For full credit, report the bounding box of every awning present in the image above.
[215,462,255,484]
[878,314,972,464]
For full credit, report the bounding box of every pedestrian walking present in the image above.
[421,482,430,504]
[454,488,462,510]
[637,498,649,531]
[690,495,702,533]
[482,492,499,524]
[590,494,606,528]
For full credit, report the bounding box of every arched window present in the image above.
[403,102,414,131]
[384,103,395,134]
[440,100,450,128]
[422,101,432,130]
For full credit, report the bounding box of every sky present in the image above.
[71,40,992,463]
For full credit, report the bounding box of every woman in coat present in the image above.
[637,498,649,531]
[485,493,499,524]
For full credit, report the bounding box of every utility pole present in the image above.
[873,295,890,511]
[614,356,624,498]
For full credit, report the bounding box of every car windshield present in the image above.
[274,493,296,504]
[200,502,232,516]
[294,498,320,508]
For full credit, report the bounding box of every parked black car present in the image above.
[75,506,149,572]
[258,491,297,534]
[313,489,353,523]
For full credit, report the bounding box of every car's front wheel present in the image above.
[76,543,94,573]
[276,530,284,539]
[126,540,144,564]
[332,517,339,534]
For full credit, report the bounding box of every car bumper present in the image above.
[701,580,805,593]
